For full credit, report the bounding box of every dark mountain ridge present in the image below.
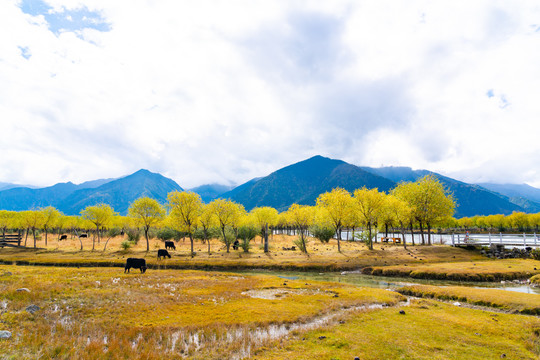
[220,155,395,211]
[0,170,182,215]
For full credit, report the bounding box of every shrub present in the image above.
[240,238,251,252]
[220,228,236,250]
[532,249,540,260]
[293,236,308,253]
[309,225,335,243]
[354,230,374,247]
[126,229,141,244]
[237,226,258,252]
[106,227,122,238]
[157,228,178,241]
[120,240,133,250]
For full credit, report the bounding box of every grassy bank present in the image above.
[253,298,540,360]
[365,258,540,281]
[397,284,540,315]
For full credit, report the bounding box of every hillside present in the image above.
[0,170,182,215]
[221,155,395,211]
[58,169,183,215]
[477,183,540,213]
[188,184,234,203]
[361,166,523,217]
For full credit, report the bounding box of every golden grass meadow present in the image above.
[1,234,540,359]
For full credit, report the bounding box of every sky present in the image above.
[1,0,539,189]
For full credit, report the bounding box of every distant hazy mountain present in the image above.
[221,155,395,211]
[0,170,182,215]
[477,183,540,213]
[77,178,116,190]
[58,169,183,215]
[361,166,523,217]
[477,183,540,203]
[188,184,235,203]
[0,182,38,191]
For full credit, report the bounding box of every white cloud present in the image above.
[0,0,539,189]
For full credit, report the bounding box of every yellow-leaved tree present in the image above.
[128,197,165,252]
[353,187,386,250]
[81,204,116,251]
[208,199,245,253]
[394,175,455,245]
[316,188,354,252]
[167,191,202,257]
[250,206,279,253]
[284,204,315,253]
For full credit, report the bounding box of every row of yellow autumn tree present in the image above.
[1,175,538,253]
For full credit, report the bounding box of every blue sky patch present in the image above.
[20,0,110,35]
[19,46,31,59]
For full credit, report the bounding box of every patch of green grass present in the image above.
[254,299,540,360]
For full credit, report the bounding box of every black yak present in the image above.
[125,258,147,273]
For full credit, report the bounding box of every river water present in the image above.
[237,269,540,295]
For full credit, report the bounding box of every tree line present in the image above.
[0,175,538,254]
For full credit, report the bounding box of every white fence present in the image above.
[451,233,540,248]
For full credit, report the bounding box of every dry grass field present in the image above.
[397,284,540,314]
[0,234,485,272]
[367,259,540,281]
[0,264,403,359]
[1,264,539,359]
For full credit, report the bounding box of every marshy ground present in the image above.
[1,235,540,359]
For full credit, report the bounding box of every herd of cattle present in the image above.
[124,240,176,274]
[57,235,179,274]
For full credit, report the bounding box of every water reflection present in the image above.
[241,270,540,295]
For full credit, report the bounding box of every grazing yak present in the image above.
[157,249,171,259]
[125,258,147,273]
[165,241,176,250]
[79,233,88,238]
[58,234,68,241]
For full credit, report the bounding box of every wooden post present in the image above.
[535,232,537,246]
[457,233,460,245]
[500,232,503,244]
[451,233,455,246]
[488,232,492,246]
[523,233,527,248]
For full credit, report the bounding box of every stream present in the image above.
[236,269,540,295]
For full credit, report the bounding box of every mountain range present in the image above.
[0,156,538,217]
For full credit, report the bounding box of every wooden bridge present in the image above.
[451,233,540,248]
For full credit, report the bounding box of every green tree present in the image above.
[128,197,165,252]
[316,188,354,252]
[81,204,116,251]
[167,191,202,257]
